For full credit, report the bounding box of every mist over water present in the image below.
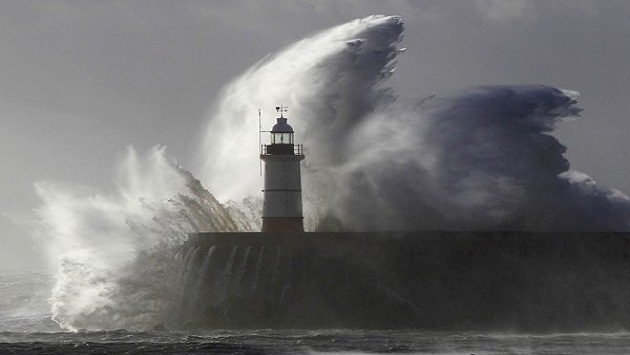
[31,15,630,331]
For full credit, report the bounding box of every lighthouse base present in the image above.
[261,217,304,232]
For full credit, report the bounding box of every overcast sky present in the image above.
[1,0,629,269]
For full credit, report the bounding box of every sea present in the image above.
[2,269,630,354]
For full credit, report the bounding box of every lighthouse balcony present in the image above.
[261,144,303,156]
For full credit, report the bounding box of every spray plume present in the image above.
[36,146,248,330]
[197,15,404,209]
[199,15,630,232]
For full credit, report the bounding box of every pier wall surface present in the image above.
[177,231,630,332]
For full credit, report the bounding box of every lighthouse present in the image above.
[260,107,305,232]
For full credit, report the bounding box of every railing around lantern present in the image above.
[261,144,303,156]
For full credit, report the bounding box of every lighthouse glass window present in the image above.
[272,132,293,144]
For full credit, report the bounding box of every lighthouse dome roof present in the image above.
[272,117,294,133]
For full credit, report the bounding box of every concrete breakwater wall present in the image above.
[176,232,630,332]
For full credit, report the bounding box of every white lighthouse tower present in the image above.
[260,107,305,232]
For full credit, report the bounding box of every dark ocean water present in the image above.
[3,328,630,354]
[4,269,630,354]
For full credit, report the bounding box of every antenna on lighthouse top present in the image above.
[258,108,262,177]
[276,105,288,118]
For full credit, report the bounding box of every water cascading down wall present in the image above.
[178,231,630,332]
